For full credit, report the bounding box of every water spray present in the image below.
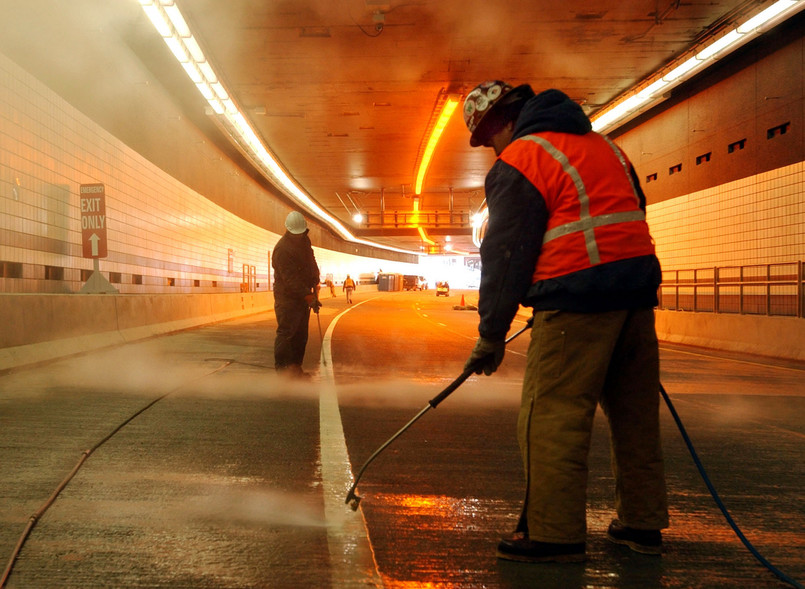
[345,317,533,511]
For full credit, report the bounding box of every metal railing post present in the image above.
[674,269,679,310]
[714,267,720,314]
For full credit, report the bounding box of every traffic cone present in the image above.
[460,294,466,307]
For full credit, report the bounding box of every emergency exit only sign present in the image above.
[80,183,108,258]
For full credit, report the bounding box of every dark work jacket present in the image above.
[477,88,661,341]
[272,230,320,301]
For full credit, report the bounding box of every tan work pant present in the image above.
[518,308,669,543]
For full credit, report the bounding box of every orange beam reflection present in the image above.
[414,95,460,195]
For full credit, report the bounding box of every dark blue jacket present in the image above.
[272,230,320,301]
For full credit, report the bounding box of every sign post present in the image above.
[79,183,118,294]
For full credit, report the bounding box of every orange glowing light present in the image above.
[414,95,460,195]
[417,226,436,245]
[411,195,420,225]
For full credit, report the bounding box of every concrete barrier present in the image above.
[0,292,273,371]
[655,309,805,362]
[2,295,801,371]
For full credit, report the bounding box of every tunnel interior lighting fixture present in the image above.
[411,195,421,226]
[414,92,461,195]
[137,0,415,255]
[417,226,436,246]
[472,0,803,249]
[592,0,805,133]
[471,208,489,249]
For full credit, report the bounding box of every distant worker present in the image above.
[343,274,356,304]
[325,277,336,297]
[272,211,321,378]
[462,82,668,563]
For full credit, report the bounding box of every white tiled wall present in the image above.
[1,47,801,295]
[647,161,804,271]
[0,51,415,294]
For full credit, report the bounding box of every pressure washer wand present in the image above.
[313,298,326,366]
[345,316,534,511]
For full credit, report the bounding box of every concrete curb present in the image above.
[0,292,273,371]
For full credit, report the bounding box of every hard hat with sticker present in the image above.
[463,81,513,136]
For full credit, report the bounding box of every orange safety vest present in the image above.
[499,131,655,282]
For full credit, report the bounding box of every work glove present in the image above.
[304,294,322,313]
[464,337,506,376]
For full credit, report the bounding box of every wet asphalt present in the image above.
[0,290,802,588]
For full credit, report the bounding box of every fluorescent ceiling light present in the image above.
[180,61,203,84]
[163,3,190,37]
[738,0,799,32]
[592,0,804,133]
[211,81,228,100]
[164,36,188,62]
[137,0,416,255]
[696,30,742,60]
[197,61,217,83]
[471,209,488,248]
[663,55,702,83]
[183,37,205,62]
[141,4,171,37]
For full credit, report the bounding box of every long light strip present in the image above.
[471,1,802,249]
[414,95,460,194]
[471,208,488,249]
[417,226,436,245]
[591,0,804,133]
[137,0,416,255]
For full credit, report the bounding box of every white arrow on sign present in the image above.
[89,233,100,257]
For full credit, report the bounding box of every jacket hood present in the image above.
[512,89,592,140]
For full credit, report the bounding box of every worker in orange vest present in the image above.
[462,81,667,563]
[343,274,356,304]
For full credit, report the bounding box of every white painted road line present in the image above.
[318,298,384,588]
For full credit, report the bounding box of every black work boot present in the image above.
[496,532,586,563]
[606,519,662,555]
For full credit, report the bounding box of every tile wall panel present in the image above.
[647,161,804,271]
[2,47,801,295]
[0,52,415,294]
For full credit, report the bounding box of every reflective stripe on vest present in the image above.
[518,134,646,267]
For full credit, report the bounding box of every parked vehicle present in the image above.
[436,281,450,296]
[358,272,378,285]
[403,275,427,291]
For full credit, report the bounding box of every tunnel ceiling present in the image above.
[0,0,778,255]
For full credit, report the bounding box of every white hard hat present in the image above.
[285,211,307,234]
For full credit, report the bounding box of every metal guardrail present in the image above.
[658,261,804,318]
[362,210,470,228]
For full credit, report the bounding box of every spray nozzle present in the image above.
[345,487,362,511]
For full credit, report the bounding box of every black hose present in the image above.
[0,361,231,588]
[660,383,803,589]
